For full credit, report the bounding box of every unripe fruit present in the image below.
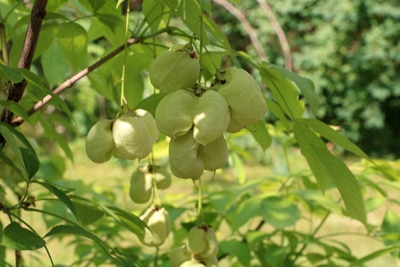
[193,90,230,146]
[170,246,192,267]
[180,259,206,267]
[149,44,200,94]
[152,166,172,190]
[169,131,204,179]
[201,227,219,258]
[112,110,158,160]
[155,89,196,138]
[201,256,218,267]
[187,226,207,255]
[136,109,159,143]
[85,119,115,163]
[200,135,228,172]
[129,167,153,203]
[216,68,267,132]
[140,206,171,246]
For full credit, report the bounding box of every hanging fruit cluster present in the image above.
[85,41,267,267]
[85,109,158,163]
[149,43,267,180]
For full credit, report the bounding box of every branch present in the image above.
[212,0,267,61]
[11,37,141,126]
[256,0,292,70]
[0,0,48,146]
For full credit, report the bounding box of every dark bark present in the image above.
[0,0,48,146]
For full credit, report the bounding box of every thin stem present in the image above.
[197,177,203,225]
[153,246,159,267]
[198,0,205,83]
[119,0,131,112]
[0,23,9,65]
[292,211,331,263]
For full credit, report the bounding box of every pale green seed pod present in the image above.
[200,227,219,258]
[140,206,171,247]
[200,135,228,172]
[149,45,200,94]
[170,245,192,267]
[186,226,207,255]
[155,89,196,138]
[193,90,230,146]
[179,259,206,267]
[152,166,172,190]
[169,131,204,179]
[129,167,153,204]
[216,68,267,132]
[112,110,158,160]
[85,119,115,163]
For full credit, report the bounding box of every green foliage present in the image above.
[212,0,400,157]
[0,0,399,266]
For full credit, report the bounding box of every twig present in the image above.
[0,23,9,65]
[0,0,48,146]
[212,0,267,61]
[256,0,293,70]
[11,37,140,126]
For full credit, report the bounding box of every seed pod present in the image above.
[155,89,196,138]
[136,109,159,143]
[112,110,158,160]
[179,259,206,267]
[151,166,172,190]
[200,135,228,172]
[169,131,204,179]
[149,44,200,94]
[170,245,192,267]
[201,256,218,267]
[216,68,267,132]
[129,167,153,203]
[186,226,207,255]
[140,206,171,246]
[201,227,219,258]
[193,90,230,146]
[85,119,115,163]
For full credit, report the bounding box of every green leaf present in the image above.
[260,66,304,119]
[249,121,272,151]
[135,94,164,117]
[142,0,165,33]
[220,240,251,266]
[272,65,319,116]
[231,151,246,184]
[0,123,39,180]
[260,196,301,228]
[177,0,209,44]
[41,41,70,87]
[38,116,74,161]
[230,193,271,231]
[0,100,29,123]
[56,22,88,69]
[45,225,108,251]
[300,118,370,160]
[1,222,45,250]
[0,64,23,83]
[19,69,74,119]
[293,121,366,223]
[73,201,105,226]
[34,181,78,220]
[100,206,147,240]
[349,246,400,267]
[97,13,124,33]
